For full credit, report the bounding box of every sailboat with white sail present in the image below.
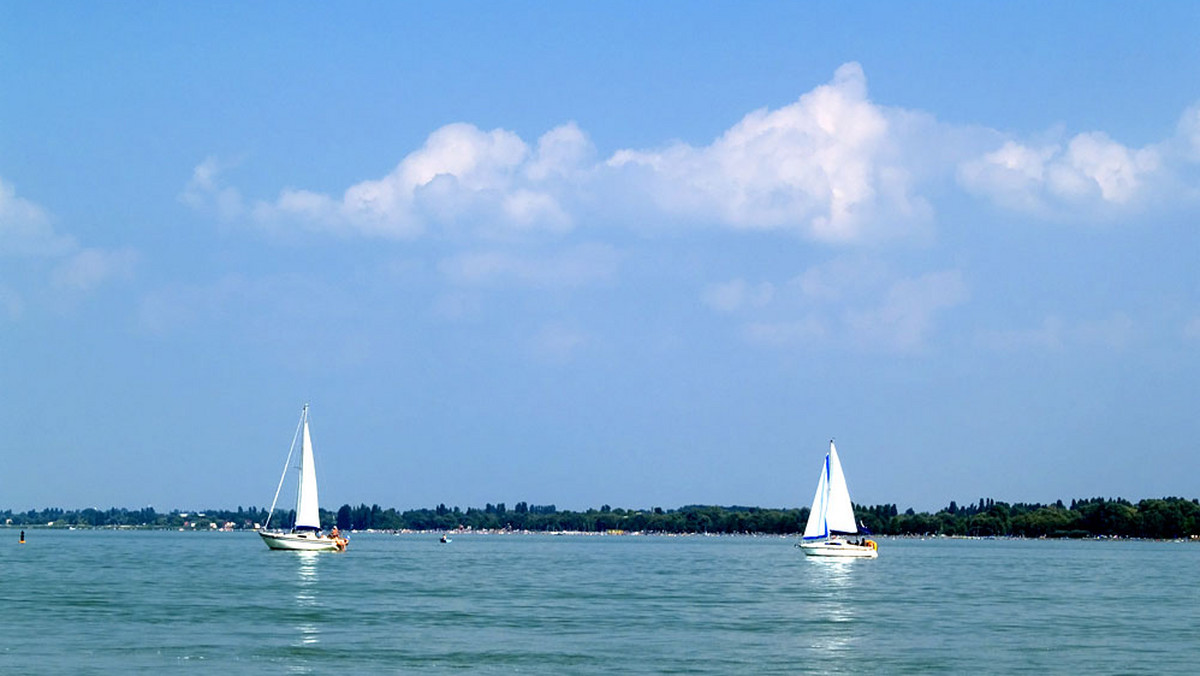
[797,440,877,558]
[258,405,347,552]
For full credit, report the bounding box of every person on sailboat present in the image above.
[328,526,348,550]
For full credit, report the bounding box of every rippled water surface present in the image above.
[1,530,1197,674]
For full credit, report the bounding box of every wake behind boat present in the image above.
[797,440,877,559]
[258,405,347,552]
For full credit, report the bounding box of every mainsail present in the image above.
[294,410,322,531]
[802,441,860,540]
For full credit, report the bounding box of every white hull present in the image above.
[258,530,344,552]
[798,541,878,558]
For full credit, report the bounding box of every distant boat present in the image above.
[258,405,347,552]
[797,440,877,558]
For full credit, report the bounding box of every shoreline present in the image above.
[6,524,1197,543]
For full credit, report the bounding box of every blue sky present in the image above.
[2,3,1199,513]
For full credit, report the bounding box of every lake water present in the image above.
[1,530,1196,674]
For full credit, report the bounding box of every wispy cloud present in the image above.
[438,243,620,289]
[718,259,968,353]
[1176,103,1200,162]
[0,178,76,257]
[180,156,244,220]
[0,284,22,320]
[529,322,591,364]
[702,279,775,313]
[976,316,1067,351]
[138,275,249,335]
[743,316,827,347]
[843,270,968,351]
[795,256,889,303]
[977,313,1137,352]
[1185,317,1200,341]
[51,248,139,292]
[138,273,362,343]
[1,177,138,301]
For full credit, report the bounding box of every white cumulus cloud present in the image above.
[198,64,945,245]
[188,66,1200,246]
[959,132,1162,215]
[250,123,588,238]
[608,62,930,242]
[525,122,596,182]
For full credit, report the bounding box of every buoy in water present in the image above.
[19,530,25,544]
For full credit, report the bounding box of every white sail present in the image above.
[824,442,858,535]
[294,409,322,531]
[802,454,830,539]
[802,441,859,539]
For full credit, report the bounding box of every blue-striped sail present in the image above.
[802,441,860,540]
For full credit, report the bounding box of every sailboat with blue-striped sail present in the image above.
[797,440,877,558]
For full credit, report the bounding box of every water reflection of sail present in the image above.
[294,552,321,653]
[816,559,854,593]
[803,559,859,658]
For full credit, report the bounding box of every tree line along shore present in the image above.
[5,496,1200,539]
